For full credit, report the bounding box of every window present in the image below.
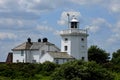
[41,50,45,54]
[21,51,24,56]
[71,22,77,28]
[82,45,85,48]
[64,46,68,51]
[63,59,67,63]
[74,22,77,28]
[32,60,36,63]
[16,60,19,63]
[81,38,84,41]
[71,22,74,28]
[55,59,59,64]
[64,38,68,41]
[67,59,69,62]
[82,57,85,60]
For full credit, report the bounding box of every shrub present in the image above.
[42,61,58,76]
[51,60,114,80]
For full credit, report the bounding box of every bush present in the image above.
[0,61,115,80]
[42,61,58,76]
[51,60,114,80]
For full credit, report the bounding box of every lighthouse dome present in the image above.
[70,16,79,22]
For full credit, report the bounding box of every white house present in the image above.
[12,38,60,63]
[11,15,88,64]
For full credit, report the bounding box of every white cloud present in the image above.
[107,33,120,45]
[0,0,120,15]
[112,21,120,33]
[70,0,120,14]
[92,18,106,25]
[85,25,100,33]
[0,0,63,21]
[0,0,64,14]
[0,18,37,28]
[70,0,102,5]
[85,18,111,33]
[37,25,54,32]
[107,0,120,13]
[36,25,59,35]
[107,20,120,45]
[0,32,17,40]
[58,11,81,26]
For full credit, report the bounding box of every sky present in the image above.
[0,0,120,62]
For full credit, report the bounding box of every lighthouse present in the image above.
[60,15,88,61]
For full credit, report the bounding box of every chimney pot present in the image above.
[27,38,31,43]
[38,38,41,42]
[43,38,48,42]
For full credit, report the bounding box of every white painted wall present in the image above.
[70,35,88,61]
[40,53,54,63]
[61,31,88,61]
[39,45,60,63]
[30,50,40,63]
[13,51,25,63]
[61,36,71,54]
[40,53,74,64]
[54,58,74,64]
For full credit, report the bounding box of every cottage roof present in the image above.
[12,42,32,50]
[12,42,60,51]
[30,42,55,50]
[48,52,74,59]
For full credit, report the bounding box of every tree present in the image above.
[111,49,120,64]
[88,45,109,64]
[42,61,58,76]
[51,60,114,80]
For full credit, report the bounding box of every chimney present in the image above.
[6,52,13,63]
[27,37,31,43]
[38,38,41,42]
[43,38,48,42]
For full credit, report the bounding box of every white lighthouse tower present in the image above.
[60,15,88,61]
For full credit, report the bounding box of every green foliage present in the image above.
[41,61,59,76]
[0,63,40,79]
[108,49,120,73]
[113,72,120,80]
[112,49,120,65]
[86,62,114,80]
[51,60,114,80]
[0,59,119,80]
[42,61,57,72]
[0,62,59,80]
[88,45,109,64]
